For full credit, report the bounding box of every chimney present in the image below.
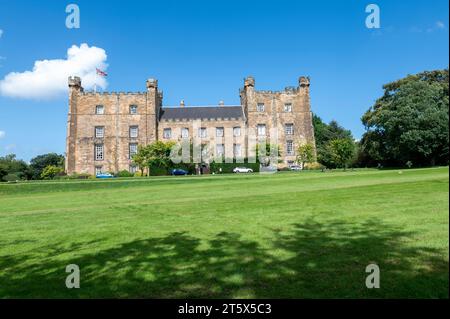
[219,100,224,106]
[180,99,185,107]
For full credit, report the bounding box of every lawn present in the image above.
[0,167,448,298]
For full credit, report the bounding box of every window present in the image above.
[201,144,209,159]
[129,126,139,138]
[181,128,189,139]
[94,144,104,161]
[95,105,104,115]
[216,127,224,137]
[286,140,294,155]
[233,144,242,157]
[129,105,138,114]
[163,128,172,139]
[95,126,104,138]
[95,166,103,176]
[257,103,265,112]
[257,124,266,136]
[285,123,294,135]
[233,127,241,137]
[198,127,207,138]
[129,165,138,173]
[284,103,292,112]
[129,143,138,159]
[216,144,225,156]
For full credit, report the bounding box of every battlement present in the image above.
[240,75,310,94]
[80,91,148,96]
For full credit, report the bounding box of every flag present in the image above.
[96,68,108,77]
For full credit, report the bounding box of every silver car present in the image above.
[233,167,253,173]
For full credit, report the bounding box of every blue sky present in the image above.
[0,0,448,161]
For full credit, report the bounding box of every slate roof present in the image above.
[159,106,244,121]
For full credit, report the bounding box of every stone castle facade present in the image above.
[65,76,316,175]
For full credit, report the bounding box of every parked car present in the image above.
[289,165,302,171]
[96,172,115,179]
[171,168,188,176]
[233,167,253,173]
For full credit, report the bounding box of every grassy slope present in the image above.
[0,168,448,298]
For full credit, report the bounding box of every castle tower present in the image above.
[240,75,316,167]
[65,76,82,174]
[146,78,161,142]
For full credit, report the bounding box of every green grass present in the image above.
[0,167,448,298]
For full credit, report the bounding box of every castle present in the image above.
[65,76,316,175]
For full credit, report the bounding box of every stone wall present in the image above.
[65,77,160,175]
[240,76,316,166]
[66,76,316,174]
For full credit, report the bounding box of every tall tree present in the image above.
[0,154,30,181]
[361,69,449,167]
[297,143,315,169]
[132,141,176,176]
[29,153,65,179]
[312,114,355,168]
[327,138,355,170]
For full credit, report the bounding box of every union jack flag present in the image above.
[96,68,108,77]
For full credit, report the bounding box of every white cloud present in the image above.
[0,29,3,38]
[0,130,5,139]
[0,43,108,100]
[435,21,446,30]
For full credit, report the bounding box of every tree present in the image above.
[360,69,449,167]
[328,138,355,170]
[131,145,149,176]
[132,141,176,176]
[40,165,64,180]
[297,143,315,169]
[29,153,65,180]
[0,154,30,181]
[312,114,355,168]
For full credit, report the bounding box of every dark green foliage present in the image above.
[327,138,356,170]
[312,115,355,168]
[360,69,449,167]
[116,170,135,178]
[2,173,20,182]
[0,154,30,181]
[29,153,64,180]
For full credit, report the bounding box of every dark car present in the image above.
[171,168,188,176]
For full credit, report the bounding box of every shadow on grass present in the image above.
[0,219,448,298]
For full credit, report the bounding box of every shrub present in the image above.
[116,170,134,178]
[149,165,168,176]
[304,162,325,170]
[68,173,91,180]
[2,173,20,182]
[40,165,64,180]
